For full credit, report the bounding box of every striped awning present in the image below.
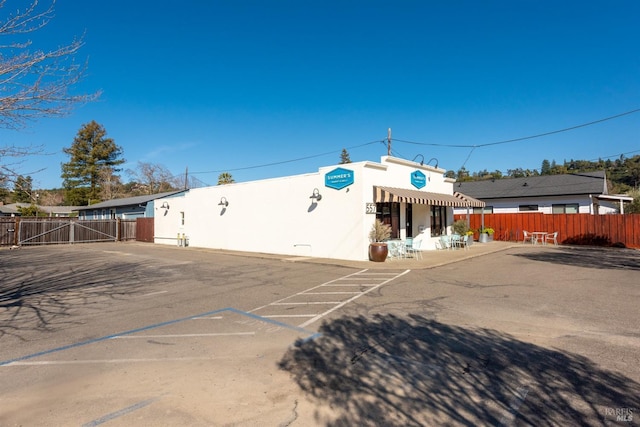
[374,186,485,208]
[453,191,486,208]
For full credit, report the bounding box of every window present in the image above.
[552,204,578,214]
[375,203,400,239]
[518,205,539,212]
[473,206,493,214]
[430,205,447,237]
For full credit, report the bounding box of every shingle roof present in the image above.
[0,203,81,215]
[73,190,186,211]
[453,171,607,199]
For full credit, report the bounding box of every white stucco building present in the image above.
[153,156,483,261]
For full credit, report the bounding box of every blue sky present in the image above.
[5,1,640,189]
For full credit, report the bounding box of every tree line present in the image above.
[1,120,236,207]
[446,155,640,193]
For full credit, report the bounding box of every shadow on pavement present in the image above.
[512,246,640,271]
[0,249,154,340]
[279,314,640,426]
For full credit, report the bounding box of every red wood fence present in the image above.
[136,218,154,243]
[454,213,640,249]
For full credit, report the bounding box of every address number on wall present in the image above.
[365,203,377,214]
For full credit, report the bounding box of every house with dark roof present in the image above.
[453,171,633,215]
[0,203,81,217]
[73,190,186,220]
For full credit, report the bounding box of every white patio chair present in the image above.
[522,230,535,244]
[451,234,463,250]
[406,238,423,260]
[439,235,452,250]
[545,231,558,246]
[457,234,470,250]
[387,240,406,259]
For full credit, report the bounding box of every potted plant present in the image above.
[465,230,474,246]
[368,219,392,262]
[478,227,495,243]
[453,219,474,246]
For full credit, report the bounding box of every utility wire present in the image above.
[190,140,382,175]
[189,108,639,178]
[392,107,640,148]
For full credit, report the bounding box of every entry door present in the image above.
[406,204,413,238]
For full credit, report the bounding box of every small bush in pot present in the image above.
[368,219,391,261]
[452,219,470,236]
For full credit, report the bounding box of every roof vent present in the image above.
[523,182,528,187]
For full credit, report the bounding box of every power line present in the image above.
[187,108,639,179]
[392,107,640,148]
[189,140,382,175]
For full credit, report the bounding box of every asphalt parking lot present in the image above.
[1,242,639,426]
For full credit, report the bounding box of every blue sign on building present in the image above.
[411,170,426,189]
[325,167,354,190]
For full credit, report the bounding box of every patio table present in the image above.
[531,232,547,245]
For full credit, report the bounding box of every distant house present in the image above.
[74,191,186,220]
[0,203,80,217]
[453,171,633,215]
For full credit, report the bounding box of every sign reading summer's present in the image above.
[325,167,354,190]
[411,170,426,189]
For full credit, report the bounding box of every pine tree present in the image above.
[340,148,352,164]
[13,175,33,203]
[61,121,124,205]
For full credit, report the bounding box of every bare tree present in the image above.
[0,1,98,187]
[98,167,124,200]
[127,161,180,195]
[0,0,98,129]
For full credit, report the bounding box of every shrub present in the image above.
[369,219,392,242]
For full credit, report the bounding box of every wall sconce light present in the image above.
[426,157,439,168]
[412,154,425,165]
[309,188,322,201]
[218,197,229,207]
[160,201,170,209]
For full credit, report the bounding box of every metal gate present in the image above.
[17,218,119,245]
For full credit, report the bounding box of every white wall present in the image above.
[155,167,370,260]
[154,156,455,261]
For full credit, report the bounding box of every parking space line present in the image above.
[10,357,223,366]
[271,302,342,305]
[113,332,255,339]
[302,291,361,295]
[298,269,410,328]
[247,269,411,329]
[248,269,371,313]
[263,314,317,318]
[82,396,163,427]
[499,385,530,425]
[136,290,168,298]
[0,307,316,367]
[322,284,377,287]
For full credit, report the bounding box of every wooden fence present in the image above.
[454,213,640,249]
[0,217,137,246]
[136,218,154,243]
